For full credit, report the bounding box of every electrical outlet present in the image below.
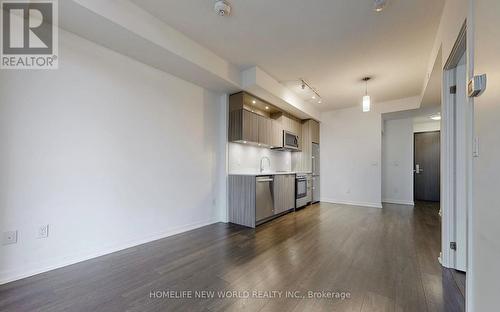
[2,230,18,245]
[38,225,49,239]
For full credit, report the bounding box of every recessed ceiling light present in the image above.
[252,100,256,104]
[265,106,269,110]
[312,96,316,99]
[318,100,322,104]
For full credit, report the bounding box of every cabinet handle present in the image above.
[257,179,273,182]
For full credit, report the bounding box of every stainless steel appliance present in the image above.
[312,143,320,203]
[296,174,309,208]
[283,130,299,151]
[255,176,275,223]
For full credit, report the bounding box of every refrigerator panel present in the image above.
[312,176,320,203]
[312,143,320,176]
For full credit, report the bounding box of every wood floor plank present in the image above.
[0,202,465,312]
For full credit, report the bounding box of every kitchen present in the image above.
[227,92,320,228]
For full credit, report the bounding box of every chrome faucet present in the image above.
[260,157,271,173]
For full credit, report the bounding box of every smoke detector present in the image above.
[214,1,231,16]
[373,0,387,12]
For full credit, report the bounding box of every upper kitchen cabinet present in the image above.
[273,113,301,136]
[228,92,305,150]
[292,119,320,172]
[311,119,320,144]
[229,92,283,148]
[258,115,273,146]
[271,113,302,149]
[271,119,283,147]
[229,108,259,143]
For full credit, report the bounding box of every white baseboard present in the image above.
[0,218,219,285]
[320,198,383,209]
[382,199,415,206]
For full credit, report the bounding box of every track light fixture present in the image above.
[300,79,322,104]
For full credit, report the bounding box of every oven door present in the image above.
[296,176,307,199]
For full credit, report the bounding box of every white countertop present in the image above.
[229,171,312,176]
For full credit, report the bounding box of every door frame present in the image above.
[441,22,471,273]
[413,130,441,202]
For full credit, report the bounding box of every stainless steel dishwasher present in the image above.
[255,176,274,223]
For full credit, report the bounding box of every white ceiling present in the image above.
[382,105,440,122]
[132,0,445,111]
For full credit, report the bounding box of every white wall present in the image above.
[228,143,291,173]
[0,30,227,283]
[471,0,500,309]
[413,120,441,132]
[320,107,382,208]
[382,118,414,205]
[422,0,467,99]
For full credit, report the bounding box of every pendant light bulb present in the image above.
[362,77,371,112]
[363,95,371,112]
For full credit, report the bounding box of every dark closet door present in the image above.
[414,131,441,201]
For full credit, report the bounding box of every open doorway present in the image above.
[382,23,469,308]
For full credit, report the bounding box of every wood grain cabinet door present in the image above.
[272,120,283,147]
[286,175,296,210]
[258,115,272,146]
[311,120,320,144]
[274,175,296,214]
[242,110,259,143]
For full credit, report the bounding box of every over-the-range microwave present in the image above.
[273,130,299,151]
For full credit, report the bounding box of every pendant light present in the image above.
[362,77,371,112]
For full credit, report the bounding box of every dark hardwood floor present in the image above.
[0,202,465,311]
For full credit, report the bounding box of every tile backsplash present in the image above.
[228,143,292,173]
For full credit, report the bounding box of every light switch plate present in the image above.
[3,230,18,245]
[473,137,480,157]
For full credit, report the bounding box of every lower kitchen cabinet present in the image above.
[228,174,296,228]
[273,174,296,214]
